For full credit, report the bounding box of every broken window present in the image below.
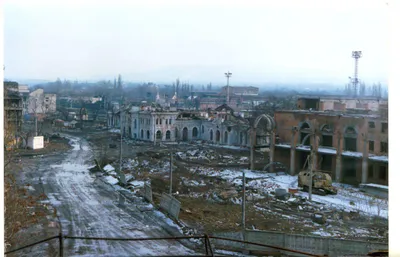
[369,141,374,152]
[156,130,162,140]
[322,135,333,147]
[381,142,388,153]
[368,165,374,178]
[379,166,387,180]
[381,122,388,133]
[369,122,375,129]
[344,138,357,152]
[304,99,318,109]
[166,130,171,140]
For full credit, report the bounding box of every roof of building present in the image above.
[297,94,387,101]
[275,109,383,119]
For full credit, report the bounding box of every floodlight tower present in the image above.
[225,71,232,104]
[352,51,362,96]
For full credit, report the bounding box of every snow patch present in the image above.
[104,176,119,185]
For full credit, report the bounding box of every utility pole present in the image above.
[308,132,316,201]
[118,96,126,185]
[351,51,362,96]
[169,152,173,195]
[242,170,246,231]
[225,71,232,105]
[308,154,313,201]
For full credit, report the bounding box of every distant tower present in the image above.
[225,71,232,104]
[156,86,160,101]
[351,51,362,96]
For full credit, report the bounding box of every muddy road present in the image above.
[20,134,196,256]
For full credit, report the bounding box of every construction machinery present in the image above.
[298,170,338,196]
[298,154,337,196]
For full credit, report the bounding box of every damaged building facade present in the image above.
[274,96,388,186]
[118,104,255,147]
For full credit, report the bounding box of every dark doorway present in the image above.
[344,137,357,151]
[192,127,198,138]
[343,157,357,184]
[216,130,221,142]
[156,130,162,140]
[320,154,333,172]
[322,135,333,147]
[146,130,150,140]
[298,151,309,171]
[182,127,188,141]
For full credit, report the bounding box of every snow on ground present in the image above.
[104,175,119,185]
[109,129,121,133]
[129,181,145,187]
[193,168,388,219]
[50,163,90,173]
[103,164,115,172]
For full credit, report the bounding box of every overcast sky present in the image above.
[3,0,389,85]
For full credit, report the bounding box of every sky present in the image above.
[2,0,390,86]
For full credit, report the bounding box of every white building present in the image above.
[28,89,57,114]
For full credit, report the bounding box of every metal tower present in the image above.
[351,51,362,96]
[225,71,232,104]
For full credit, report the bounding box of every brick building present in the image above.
[273,110,388,186]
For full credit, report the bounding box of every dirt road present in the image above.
[20,134,196,256]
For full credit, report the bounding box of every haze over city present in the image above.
[3,0,388,86]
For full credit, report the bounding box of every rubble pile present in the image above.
[176,149,248,164]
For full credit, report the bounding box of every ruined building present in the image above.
[118,104,258,147]
[274,96,388,186]
[4,81,23,147]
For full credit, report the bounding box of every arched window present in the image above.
[192,127,198,138]
[166,130,171,140]
[147,130,150,139]
[216,130,221,142]
[141,129,144,138]
[156,118,159,125]
[156,130,162,140]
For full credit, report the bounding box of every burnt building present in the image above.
[273,99,388,186]
[4,81,23,147]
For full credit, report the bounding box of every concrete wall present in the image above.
[213,230,387,257]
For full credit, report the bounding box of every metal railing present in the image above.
[4,233,324,257]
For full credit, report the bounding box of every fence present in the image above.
[5,233,326,257]
[213,230,388,257]
[160,193,181,220]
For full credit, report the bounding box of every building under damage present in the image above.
[113,104,255,147]
[274,96,388,185]
[108,92,388,186]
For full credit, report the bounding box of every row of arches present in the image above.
[298,121,359,151]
